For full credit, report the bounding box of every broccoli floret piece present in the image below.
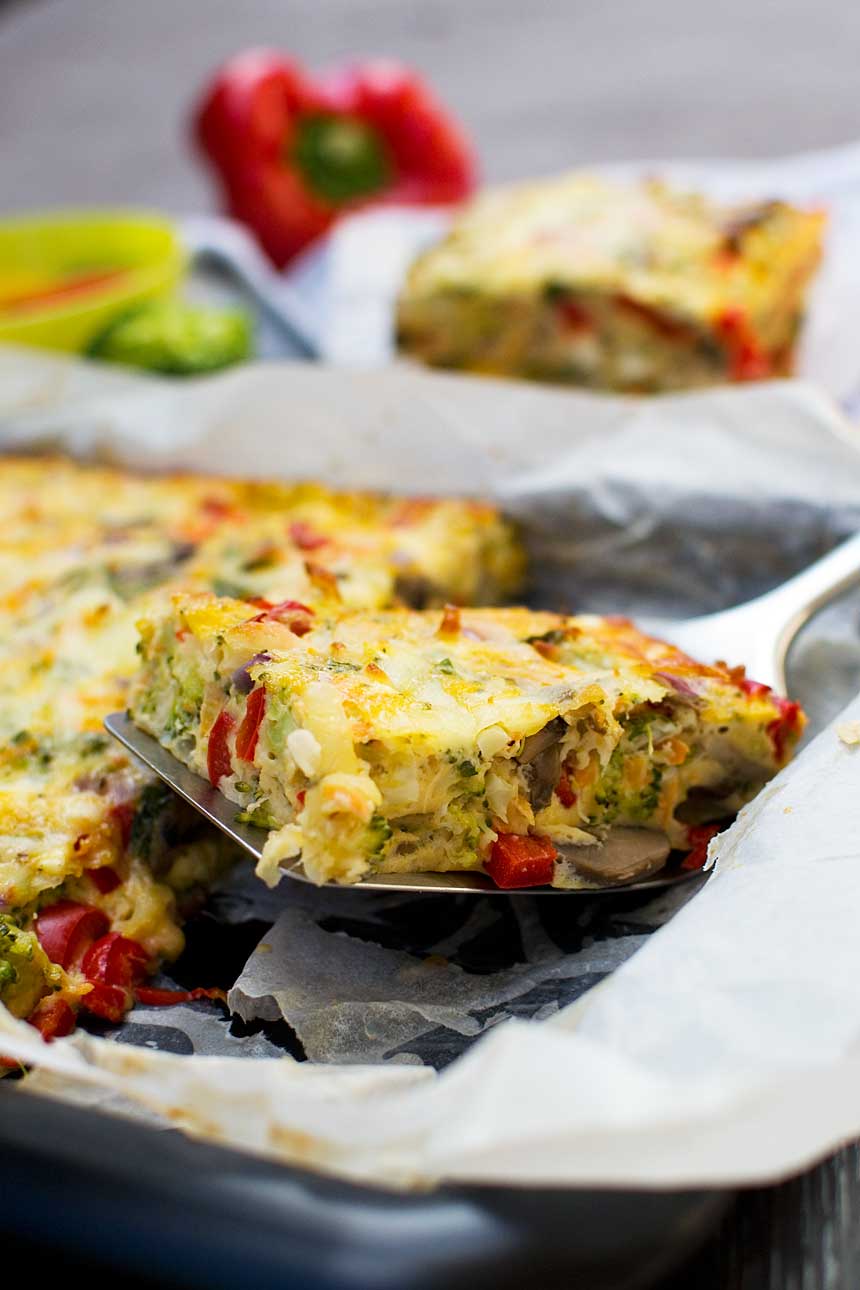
[367,813,393,858]
[637,766,664,818]
[90,300,252,376]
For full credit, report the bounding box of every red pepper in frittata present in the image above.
[485,833,558,889]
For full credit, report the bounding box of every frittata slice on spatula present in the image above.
[129,594,803,891]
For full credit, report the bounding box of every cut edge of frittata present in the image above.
[129,593,804,891]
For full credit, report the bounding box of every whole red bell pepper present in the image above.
[193,50,477,267]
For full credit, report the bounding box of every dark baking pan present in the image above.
[0,1085,729,1290]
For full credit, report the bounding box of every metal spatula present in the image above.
[637,529,860,694]
[105,530,860,895]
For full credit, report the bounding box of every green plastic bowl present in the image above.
[0,211,186,352]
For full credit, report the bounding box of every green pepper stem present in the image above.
[292,114,391,205]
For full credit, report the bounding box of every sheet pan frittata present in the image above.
[0,457,521,1032]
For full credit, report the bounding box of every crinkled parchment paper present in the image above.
[3,705,860,1189]
[3,352,860,1189]
[226,877,676,1067]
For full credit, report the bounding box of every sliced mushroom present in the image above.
[519,718,566,811]
[558,828,671,886]
[393,572,437,609]
[519,718,566,764]
[675,789,739,826]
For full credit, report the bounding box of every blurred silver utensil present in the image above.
[638,529,860,693]
[181,215,321,359]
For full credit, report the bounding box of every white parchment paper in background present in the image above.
[4,354,860,1187]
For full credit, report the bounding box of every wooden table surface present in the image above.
[3,2,860,1286]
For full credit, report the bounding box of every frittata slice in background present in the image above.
[396,173,824,392]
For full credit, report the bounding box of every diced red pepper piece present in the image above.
[681,824,721,871]
[437,604,461,637]
[135,985,227,1008]
[109,802,135,849]
[28,996,76,1041]
[78,932,150,1024]
[184,495,243,544]
[82,933,149,989]
[305,562,341,602]
[207,708,237,785]
[248,598,315,636]
[713,246,741,271]
[715,307,772,381]
[80,980,130,1024]
[34,901,109,971]
[531,639,558,661]
[235,686,267,761]
[485,833,558,889]
[389,498,434,528]
[34,912,152,1029]
[555,769,577,810]
[557,297,593,333]
[739,676,772,698]
[739,678,804,760]
[89,866,122,895]
[200,495,236,520]
[289,520,328,551]
[767,698,804,762]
